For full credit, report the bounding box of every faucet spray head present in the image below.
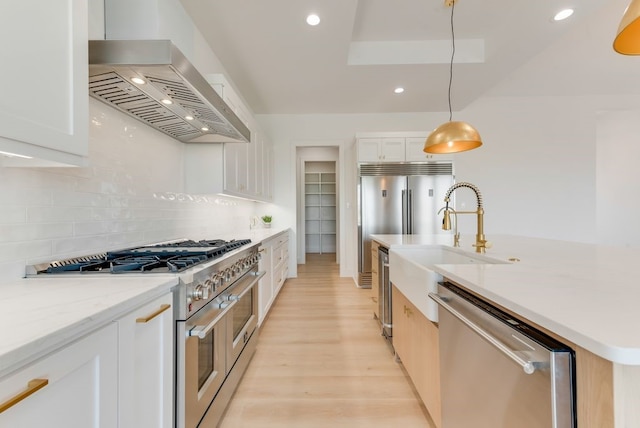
[442,202,452,230]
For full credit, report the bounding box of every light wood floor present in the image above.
[218,253,435,428]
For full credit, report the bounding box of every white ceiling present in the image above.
[180,0,628,115]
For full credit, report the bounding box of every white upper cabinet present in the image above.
[185,74,274,202]
[405,137,452,162]
[357,134,453,163]
[0,0,89,166]
[357,138,405,162]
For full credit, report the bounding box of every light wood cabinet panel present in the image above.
[392,285,442,427]
[574,346,614,428]
[371,241,380,317]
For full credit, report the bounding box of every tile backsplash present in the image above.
[0,99,257,283]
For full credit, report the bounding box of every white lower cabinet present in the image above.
[0,323,118,427]
[0,292,174,428]
[272,234,289,296]
[258,231,290,325]
[118,293,174,428]
[258,240,274,326]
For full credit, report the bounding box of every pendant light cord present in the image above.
[448,1,456,122]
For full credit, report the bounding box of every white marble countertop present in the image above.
[372,233,640,365]
[0,276,178,378]
[0,228,289,378]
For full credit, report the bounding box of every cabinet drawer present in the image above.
[274,238,289,270]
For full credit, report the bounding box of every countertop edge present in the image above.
[431,267,640,366]
[380,234,640,366]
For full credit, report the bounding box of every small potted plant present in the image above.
[261,215,272,228]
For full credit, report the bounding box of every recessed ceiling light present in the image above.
[554,9,574,21]
[394,87,405,94]
[131,77,145,85]
[306,14,320,26]
[201,127,209,132]
[161,99,173,105]
[185,116,194,121]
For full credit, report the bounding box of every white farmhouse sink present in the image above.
[389,247,506,322]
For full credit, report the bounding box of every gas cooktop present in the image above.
[29,239,252,275]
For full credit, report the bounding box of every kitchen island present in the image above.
[372,233,640,428]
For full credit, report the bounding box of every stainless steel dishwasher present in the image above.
[429,281,576,428]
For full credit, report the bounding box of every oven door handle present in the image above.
[228,270,266,301]
[188,300,238,339]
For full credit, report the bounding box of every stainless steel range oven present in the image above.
[177,253,263,428]
[27,238,263,428]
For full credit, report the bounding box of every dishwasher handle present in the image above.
[429,292,537,375]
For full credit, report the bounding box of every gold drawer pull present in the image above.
[372,297,378,303]
[136,304,171,323]
[0,378,49,413]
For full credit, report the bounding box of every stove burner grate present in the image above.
[37,238,252,275]
[47,258,110,273]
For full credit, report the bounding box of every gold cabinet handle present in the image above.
[372,297,378,303]
[0,378,49,413]
[136,304,171,323]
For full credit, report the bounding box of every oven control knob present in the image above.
[212,274,221,289]
[192,284,204,301]
[202,280,212,299]
[224,268,232,281]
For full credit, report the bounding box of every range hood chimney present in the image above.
[88,40,250,144]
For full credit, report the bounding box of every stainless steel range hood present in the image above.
[88,39,250,143]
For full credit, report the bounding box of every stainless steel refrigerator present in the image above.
[358,163,454,287]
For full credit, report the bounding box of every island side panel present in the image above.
[575,347,614,427]
[613,363,640,427]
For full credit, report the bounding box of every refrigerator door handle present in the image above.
[408,189,413,234]
[401,189,407,234]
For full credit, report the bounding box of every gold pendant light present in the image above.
[614,0,640,55]
[424,0,482,154]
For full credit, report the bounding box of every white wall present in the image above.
[596,109,640,248]
[0,99,258,283]
[257,92,640,282]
